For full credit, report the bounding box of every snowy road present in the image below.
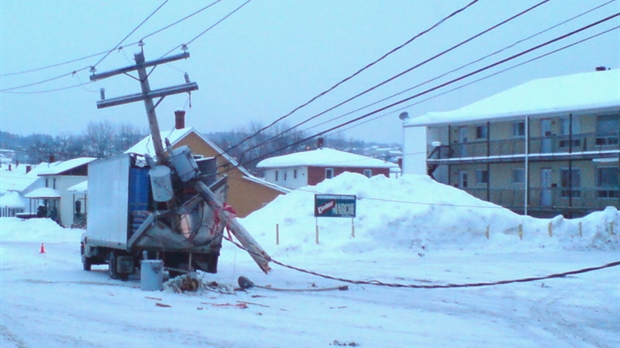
[1,220,618,348]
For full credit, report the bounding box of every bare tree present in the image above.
[84,121,116,158]
[115,123,147,154]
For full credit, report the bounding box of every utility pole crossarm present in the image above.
[89,52,190,81]
[96,82,198,109]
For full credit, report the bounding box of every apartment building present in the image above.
[403,68,619,218]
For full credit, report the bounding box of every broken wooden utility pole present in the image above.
[89,49,198,163]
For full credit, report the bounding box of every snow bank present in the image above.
[0,217,81,243]
[241,173,619,256]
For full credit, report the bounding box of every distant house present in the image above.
[256,147,400,190]
[0,158,94,226]
[402,68,620,218]
[30,157,95,226]
[125,113,288,217]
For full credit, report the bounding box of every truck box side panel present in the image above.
[86,155,130,245]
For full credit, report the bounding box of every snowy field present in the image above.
[1,173,619,347]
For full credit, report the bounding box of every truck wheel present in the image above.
[82,254,92,271]
[108,251,119,280]
[81,245,92,271]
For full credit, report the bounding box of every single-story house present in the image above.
[256,147,400,190]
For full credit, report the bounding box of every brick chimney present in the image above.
[174,110,186,130]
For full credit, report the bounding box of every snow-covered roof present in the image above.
[256,148,399,169]
[126,127,250,175]
[406,69,620,127]
[126,127,289,194]
[24,187,61,199]
[37,157,96,176]
[0,191,26,208]
[67,180,88,193]
[0,164,46,194]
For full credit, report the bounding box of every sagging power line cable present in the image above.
[224,235,620,290]
[231,0,552,164]
[221,0,480,156]
[224,12,619,173]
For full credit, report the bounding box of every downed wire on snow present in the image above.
[223,235,620,289]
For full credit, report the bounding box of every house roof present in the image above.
[256,148,399,169]
[67,180,88,193]
[406,69,620,127]
[37,157,97,176]
[24,187,61,199]
[126,127,251,176]
[0,163,50,194]
[126,127,289,194]
[0,191,26,208]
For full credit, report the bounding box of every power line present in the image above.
[140,0,223,42]
[227,12,619,172]
[233,0,552,164]
[161,0,253,58]
[91,0,170,69]
[319,0,619,136]
[0,49,116,78]
[331,24,620,137]
[0,67,91,92]
[222,0,480,156]
[1,1,223,78]
[1,1,226,93]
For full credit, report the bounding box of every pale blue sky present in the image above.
[1,0,619,144]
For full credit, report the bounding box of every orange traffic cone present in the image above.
[40,243,46,254]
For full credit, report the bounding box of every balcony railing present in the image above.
[461,187,618,213]
[430,130,619,160]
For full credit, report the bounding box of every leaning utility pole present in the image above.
[90,48,198,163]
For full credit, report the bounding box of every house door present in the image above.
[540,168,552,207]
[541,119,553,153]
[458,127,468,157]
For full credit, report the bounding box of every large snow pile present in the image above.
[241,173,619,257]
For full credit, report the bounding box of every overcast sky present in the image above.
[1,0,619,145]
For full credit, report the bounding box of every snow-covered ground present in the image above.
[1,173,618,347]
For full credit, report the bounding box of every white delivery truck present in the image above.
[80,147,270,280]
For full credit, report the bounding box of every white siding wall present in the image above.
[402,126,428,175]
[263,167,308,190]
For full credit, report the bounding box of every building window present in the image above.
[476,125,488,139]
[275,171,279,181]
[595,114,619,146]
[559,117,581,148]
[325,168,334,179]
[363,169,372,178]
[597,167,619,198]
[512,168,525,184]
[560,168,581,198]
[560,117,580,135]
[513,121,525,137]
[458,170,468,188]
[283,172,287,181]
[476,169,489,184]
[293,169,297,179]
